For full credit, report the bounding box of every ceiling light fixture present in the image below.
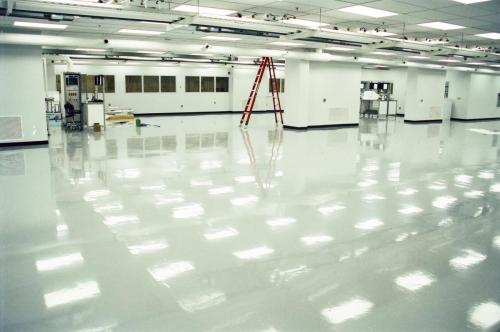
[475,32,500,40]
[365,30,397,37]
[325,46,356,51]
[118,29,164,35]
[14,21,68,30]
[372,51,396,56]
[439,58,461,63]
[172,4,236,16]
[408,55,430,59]
[282,18,329,28]
[467,62,486,65]
[418,22,465,30]
[451,0,491,3]
[202,35,241,41]
[339,5,398,18]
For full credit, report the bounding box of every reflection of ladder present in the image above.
[239,57,284,128]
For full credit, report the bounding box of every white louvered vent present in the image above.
[0,116,23,141]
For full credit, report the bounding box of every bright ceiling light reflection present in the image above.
[94,202,124,214]
[432,196,457,209]
[148,261,195,282]
[339,5,397,18]
[358,179,377,187]
[455,174,473,184]
[318,204,346,215]
[398,205,423,215]
[204,227,239,240]
[355,218,384,230]
[103,215,139,227]
[190,178,213,187]
[201,160,223,170]
[233,246,274,260]
[140,185,166,191]
[449,249,486,270]
[36,252,84,272]
[178,291,227,312]
[208,186,234,195]
[155,193,184,205]
[44,281,100,308]
[322,298,374,324]
[83,189,111,202]
[362,194,385,201]
[464,190,484,198]
[468,301,500,330]
[398,188,418,196]
[173,204,204,219]
[395,271,435,291]
[266,217,297,229]
[493,236,500,250]
[478,170,494,179]
[428,181,447,190]
[234,175,256,183]
[395,233,409,242]
[301,235,333,246]
[230,195,259,206]
[127,240,168,255]
[489,183,500,192]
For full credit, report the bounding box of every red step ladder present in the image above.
[239,57,284,128]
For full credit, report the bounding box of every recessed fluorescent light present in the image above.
[491,64,500,68]
[467,62,486,65]
[118,29,164,35]
[39,0,120,7]
[325,46,355,51]
[475,32,500,40]
[136,50,165,54]
[14,21,68,30]
[270,41,304,47]
[439,58,461,63]
[408,55,430,59]
[172,4,236,16]
[140,21,169,25]
[202,35,241,41]
[372,51,396,56]
[418,22,465,30]
[452,0,491,3]
[282,18,329,28]
[75,48,105,52]
[339,5,398,18]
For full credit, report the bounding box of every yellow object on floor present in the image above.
[106,114,135,121]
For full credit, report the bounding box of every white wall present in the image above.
[284,60,361,128]
[231,65,285,113]
[0,45,48,143]
[404,68,446,121]
[308,62,361,126]
[446,70,500,120]
[54,63,285,115]
[361,67,408,114]
[446,70,470,119]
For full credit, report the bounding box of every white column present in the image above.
[404,68,446,122]
[284,59,310,128]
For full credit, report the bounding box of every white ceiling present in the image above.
[0,0,499,62]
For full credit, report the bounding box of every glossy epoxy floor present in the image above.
[1,115,500,332]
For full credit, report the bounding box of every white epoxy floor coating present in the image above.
[1,115,500,331]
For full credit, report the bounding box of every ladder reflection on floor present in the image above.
[239,57,284,129]
[240,128,283,195]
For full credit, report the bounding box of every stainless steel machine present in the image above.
[63,72,83,131]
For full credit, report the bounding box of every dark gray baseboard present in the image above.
[284,123,359,130]
[451,117,500,122]
[138,110,281,117]
[404,119,443,124]
[0,140,49,148]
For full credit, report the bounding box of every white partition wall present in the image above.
[404,68,446,122]
[446,70,500,120]
[0,45,48,145]
[285,60,361,129]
